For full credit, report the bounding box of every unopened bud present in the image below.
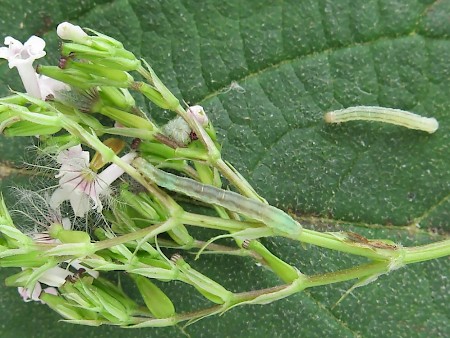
[188,105,208,126]
[131,274,175,318]
[56,22,88,43]
[49,223,91,244]
[57,22,88,44]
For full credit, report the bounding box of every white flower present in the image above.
[50,145,136,217]
[18,284,57,303]
[17,262,98,303]
[0,35,46,98]
[57,22,88,44]
[12,190,99,303]
[188,105,208,126]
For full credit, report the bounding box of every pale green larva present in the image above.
[133,158,302,236]
[324,106,439,133]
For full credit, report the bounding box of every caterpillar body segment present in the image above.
[325,106,439,133]
[134,158,302,236]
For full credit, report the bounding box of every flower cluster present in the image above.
[0,22,229,319]
[0,21,443,330]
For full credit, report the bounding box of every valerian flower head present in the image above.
[0,35,45,98]
[50,145,136,217]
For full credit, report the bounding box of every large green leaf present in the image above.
[0,0,448,337]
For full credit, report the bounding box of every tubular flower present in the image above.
[0,36,46,98]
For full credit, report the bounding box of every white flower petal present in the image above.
[188,105,208,126]
[69,190,91,217]
[4,36,21,47]
[42,287,58,297]
[0,46,10,59]
[24,35,46,56]
[97,152,136,187]
[49,187,68,210]
[18,283,42,302]
[38,75,70,99]
[62,217,72,230]
[39,266,72,287]
[52,145,134,217]
[57,145,89,165]
[57,170,83,185]
[0,35,45,98]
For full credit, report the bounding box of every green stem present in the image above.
[304,261,388,288]
[102,127,156,140]
[178,212,259,232]
[296,229,397,260]
[129,260,396,327]
[94,219,177,251]
[403,239,450,264]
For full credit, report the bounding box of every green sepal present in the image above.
[167,224,194,247]
[0,250,48,268]
[98,87,135,111]
[140,60,180,111]
[174,256,232,304]
[41,293,93,320]
[99,106,156,130]
[4,268,33,287]
[246,240,300,283]
[3,121,61,136]
[119,188,160,221]
[135,82,171,109]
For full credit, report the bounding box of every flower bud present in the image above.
[139,60,180,110]
[49,223,91,244]
[172,255,232,304]
[167,224,194,246]
[131,274,175,318]
[119,188,160,221]
[98,87,135,111]
[244,240,300,283]
[0,251,48,268]
[57,22,88,44]
[188,105,208,126]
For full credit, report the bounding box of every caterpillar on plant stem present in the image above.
[324,106,439,134]
[133,158,302,236]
